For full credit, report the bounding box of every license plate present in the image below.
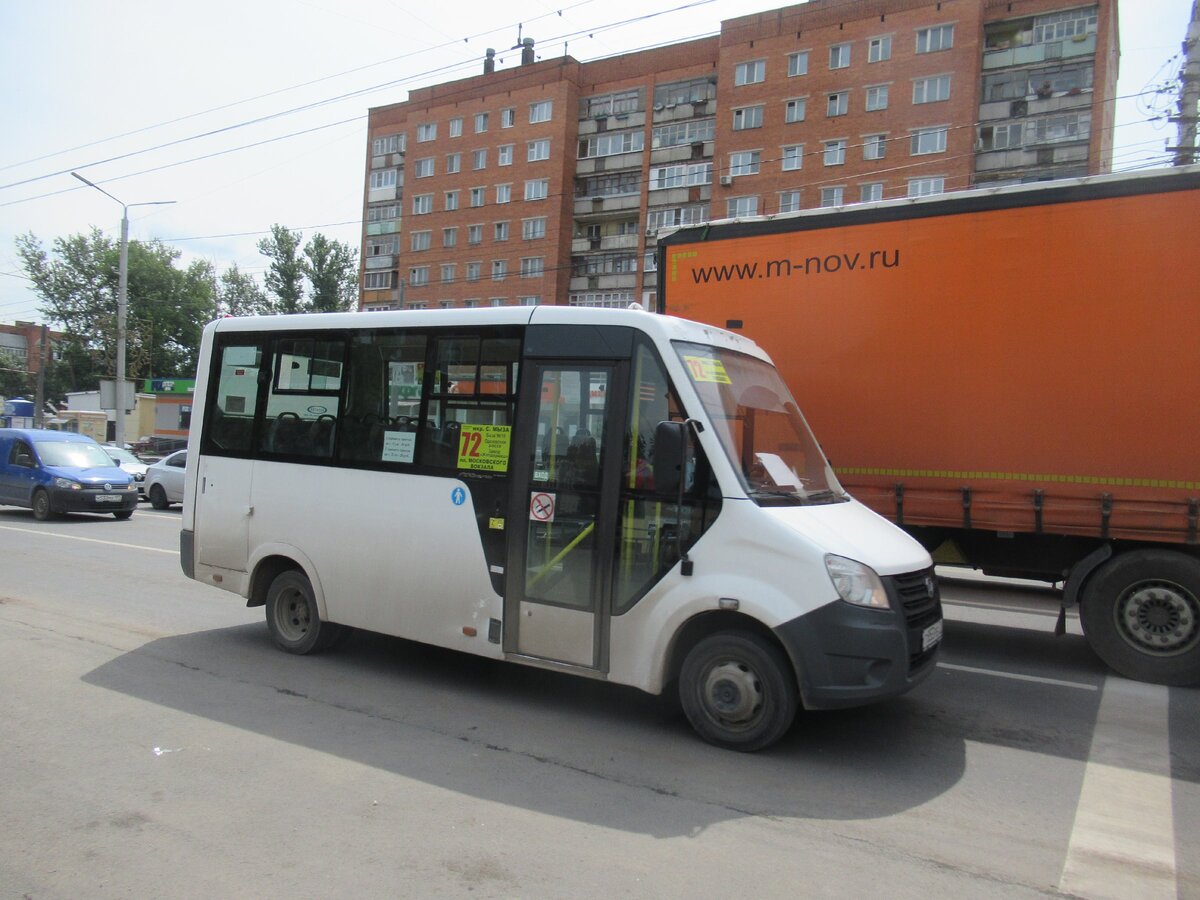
[922,619,944,651]
[95,495,121,503]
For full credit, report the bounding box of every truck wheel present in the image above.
[1079,550,1200,686]
[265,569,343,655]
[679,631,797,752]
[32,489,53,521]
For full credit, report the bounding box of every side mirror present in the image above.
[652,420,686,497]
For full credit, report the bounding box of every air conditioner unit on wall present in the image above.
[719,175,733,186]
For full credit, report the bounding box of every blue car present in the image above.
[0,428,139,520]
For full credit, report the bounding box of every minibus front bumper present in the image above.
[774,568,943,708]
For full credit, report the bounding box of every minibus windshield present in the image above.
[673,342,846,506]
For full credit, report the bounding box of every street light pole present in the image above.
[71,172,174,448]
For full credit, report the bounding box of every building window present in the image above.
[785,98,807,123]
[908,176,945,197]
[1033,9,1097,43]
[735,59,766,85]
[916,25,954,53]
[520,257,544,278]
[413,157,435,178]
[489,298,506,307]
[412,194,433,215]
[1033,112,1090,143]
[525,179,549,200]
[494,221,510,241]
[372,134,404,155]
[787,51,809,77]
[522,217,547,240]
[410,230,431,252]
[911,126,947,155]
[866,84,889,111]
[913,74,951,104]
[491,260,507,281]
[582,89,640,118]
[829,43,851,69]
[778,190,802,213]
[863,134,887,160]
[646,204,709,231]
[860,182,884,203]
[441,263,456,284]
[827,91,849,117]
[727,196,759,217]
[407,301,428,310]
[530,100,553,123]
[729,150,761,177]
[823,139,846,166]
[417,122,437,142]
[648,162,712,190]
[444,190,460,211]
[370,170,397,190]
[472,148,487,170]
[443,227,458,248]
[820,186,845,207]
[449,117,463,138]
[474,112,489,133]
[578,131,644,158]
[501,107,515,128]
[528,139,550,162]
[446,152,462,174]
[367,203,400,222]
[466,261,481,281]
[470,187,485,207]
[781,144,804,171]
[468,225,483,245]
[364,271,394,290]
[497,144,514,166]
[732,105,764,131]
[496,183,512,204]
[868,35,892,62]
[409,266,430,286]
[367,236,398,257]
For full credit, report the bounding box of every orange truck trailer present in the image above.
[656,166,1200,686]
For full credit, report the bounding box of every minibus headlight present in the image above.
[53,477,81,491]
[825,555,890,610]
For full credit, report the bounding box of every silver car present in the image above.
[144,449,187,509]
[104,445,149,498]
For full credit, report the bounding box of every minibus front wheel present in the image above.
[265,569,345,654]
[679,631,798,752]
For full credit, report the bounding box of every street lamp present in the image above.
[71,172,175,449]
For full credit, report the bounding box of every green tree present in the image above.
[216,263,273,317]
[15,229,216,389]
[303,233,359,313]
[257,224,306,313]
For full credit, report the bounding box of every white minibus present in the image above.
[181,306,941,750]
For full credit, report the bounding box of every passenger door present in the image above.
[505,361,627,670]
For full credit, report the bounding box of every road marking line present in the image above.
[0,523,176,555]
[937,662,1098,691]
[1060,676,1177,898]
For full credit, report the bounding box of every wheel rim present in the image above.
[700,659,764,730]
[34,493,48,516]
[274,588,312,643]
[1115,579,1200,657]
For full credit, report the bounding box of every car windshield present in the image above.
[673,341,847,506]
[105,447,140,465]
[35,440,119,469]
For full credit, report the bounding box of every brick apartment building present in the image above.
[360,0,1116,311]
[0,321,62,378]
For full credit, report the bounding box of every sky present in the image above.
[0,0,1193,326]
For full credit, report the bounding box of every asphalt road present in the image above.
[0,505,1196,899]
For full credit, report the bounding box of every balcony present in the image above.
[569,273,637,292]
[365,255,394,270]
[982,33,1096,69]
[570,234,640,254]
[651,99,717,123]
[576,151,643,176]
[573,193,641,217]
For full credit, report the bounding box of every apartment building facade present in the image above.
[360,0,1116,311]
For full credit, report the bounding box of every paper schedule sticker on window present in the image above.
[382,430,417,463]
[457,424,512,472]
[683,355,732,384]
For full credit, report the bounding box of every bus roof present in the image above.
[205,304,771,362]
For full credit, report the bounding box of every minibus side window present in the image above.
[612,341,721,613]
[342,332,427,465]
[204,339,265,454]
[423,335,519,471]
[258,337,346,459]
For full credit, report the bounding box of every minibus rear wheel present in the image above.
[265,569,344,654]
[679,631,797,752]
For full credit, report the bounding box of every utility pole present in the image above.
[70,172,174,448]
[33,324,48,428]
[1170,0,1200,165]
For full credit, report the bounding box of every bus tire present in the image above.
[679,631,797,752]
[32,489,53,521]
[265,570,342,655]
[1079,550,1200,686]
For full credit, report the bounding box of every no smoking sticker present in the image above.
[529,491,556,522]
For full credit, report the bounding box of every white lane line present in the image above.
[1059,676,1177,898]
[937,662,1098,691]
[0,523,176,555]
